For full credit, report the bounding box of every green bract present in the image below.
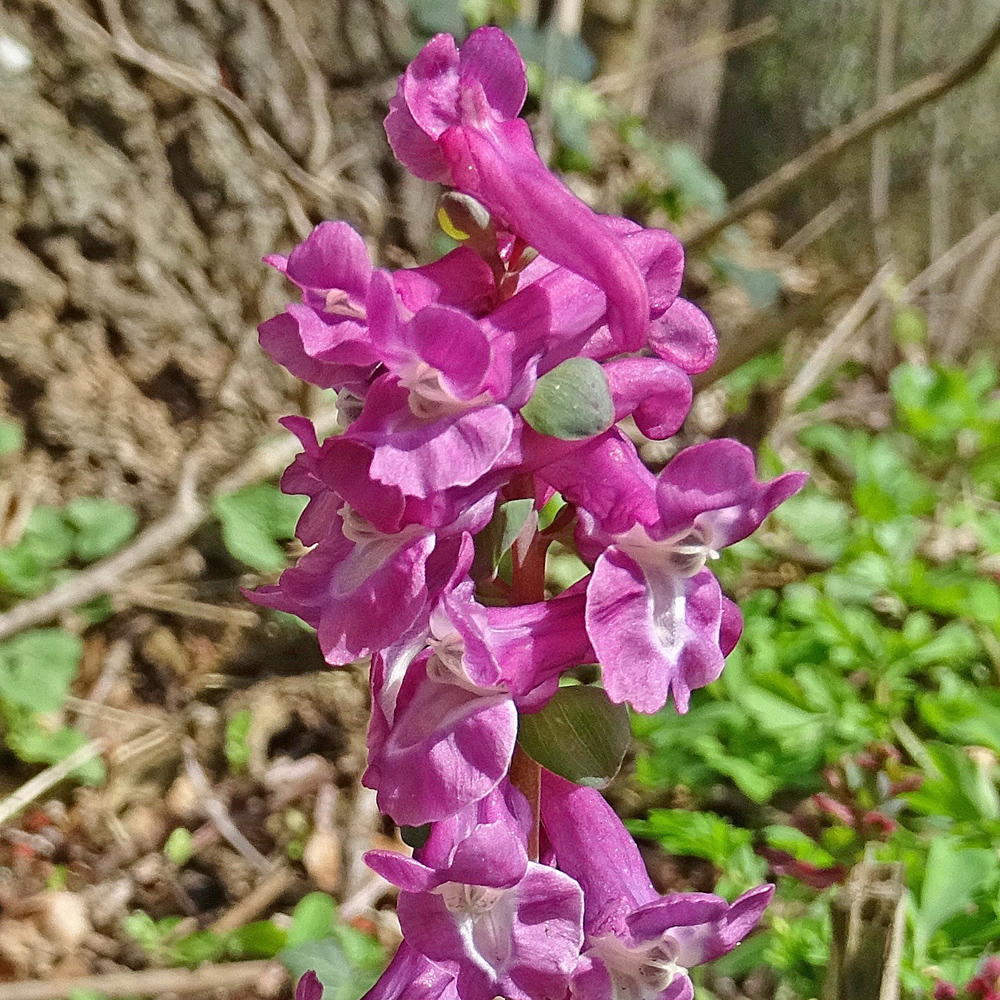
[520,358,615,440]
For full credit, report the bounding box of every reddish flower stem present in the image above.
[508,484,550,861]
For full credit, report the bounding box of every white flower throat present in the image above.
[616,524,719,578]
[437,882,507,918]
[588,933,687,1000]
[396,360,492,421]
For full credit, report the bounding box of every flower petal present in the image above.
[655,440,808,547]
[365,654,517,826]
[603,358,692,440]
[647,298,718,375]
[360,942,458,1000]
[586,551,726,714]
[398,863,583,1000]
[540,771,656,938]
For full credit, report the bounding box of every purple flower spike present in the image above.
[541,773,772,1000]
[386,28,650,350]
[364,579,591,824]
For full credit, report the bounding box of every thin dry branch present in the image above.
[684,10,1000,251]
[784,263,895,411]
[904,208,1000,298]
[0,961,281,1000]
[0,739,108,827]
[943,231,1000,359]
[779,192,857,256]
[210,864,299,933]
[593,16,777,97]
[869,0,900,371]
[183,741,272,872]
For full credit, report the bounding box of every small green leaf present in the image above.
[0,629,82,713]
[627,809,752,866]
[473,498,534,578]
[214,483,307,572]
[282,938,381,1000]
[711,256,782,309]
[520,359,614,441]
[763,825,835,868]
[63,497,138,562]
[288,892,337,947]
[164,827,193,866]
[170,930,224,966]
[123,912,161,951]
[517,685,630,788]
[227,920,288,958]
[225,709,252,774]
[4,721,104,784]
[660,142,727,218]
[0,419,24,457]
[914,837,998,961]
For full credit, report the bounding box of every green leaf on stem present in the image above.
[517,685,630,788]
[520,359,614,441]
[473,498,534,578]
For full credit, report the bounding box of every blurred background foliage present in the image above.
[2,0,1000,997]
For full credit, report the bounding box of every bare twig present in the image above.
[340,870,392,921]
[183,741,272,873]
[927,106,953,339]
[779,192,857,256]
[210,864,299,933]
[85,637,132,708]
[0,457,201,641]
[593,16,777,97]
[904,208,1000,299]
[943,231,1000,359]
[127,588,261,627]
[0,740,108,827]
[0,960,281,1000]
[341,786,380,901]
[685,11,1000,251]
[869,0,899,370]
[784,263,895,411]
[870,0,898,271]
[694,273,861,392]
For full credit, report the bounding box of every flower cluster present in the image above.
[255,26,806,1000]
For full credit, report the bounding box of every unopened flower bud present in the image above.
[437,192,492,241]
